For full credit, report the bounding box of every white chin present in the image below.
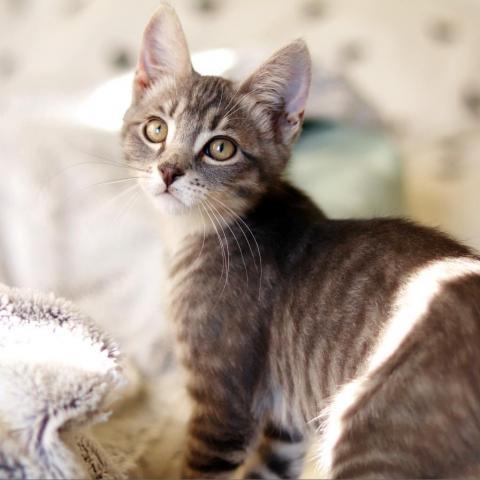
[151,192,188,215]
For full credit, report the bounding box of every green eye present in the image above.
[205,137,237,161]
[144,117,168,143]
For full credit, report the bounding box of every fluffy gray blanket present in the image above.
[0,284,188,479]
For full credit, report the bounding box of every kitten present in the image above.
[122,4,480,479]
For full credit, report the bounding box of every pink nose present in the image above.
[158,165,184,187]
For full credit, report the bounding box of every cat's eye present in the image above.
[204,137,237,162]
[144,118,168,143]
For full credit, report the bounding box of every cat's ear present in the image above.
[134,3,193,101]
[240,40,311,144]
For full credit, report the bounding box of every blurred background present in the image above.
[1,0,480,476]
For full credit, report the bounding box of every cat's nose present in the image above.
[158,164,184,188]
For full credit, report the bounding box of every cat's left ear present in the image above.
[240,40,311,144]
[134,3,193,101]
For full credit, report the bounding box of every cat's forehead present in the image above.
[140,74,236,121]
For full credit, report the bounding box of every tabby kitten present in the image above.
[122,4,480,479]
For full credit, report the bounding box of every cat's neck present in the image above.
[157,181,325,257]
[157,209,208,257]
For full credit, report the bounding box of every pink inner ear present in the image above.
[284,61,310,117]
[286,110,304,126]
[132,4,193,101]
[135,68,150,91]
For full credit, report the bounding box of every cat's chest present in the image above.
[165,231,265,353]
[166,236,223,331]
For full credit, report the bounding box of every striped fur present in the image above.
[317,258,480,476]
[121,5,480,479]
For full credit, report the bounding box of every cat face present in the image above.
[122,3,311,218]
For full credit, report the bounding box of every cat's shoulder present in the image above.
[251,182,477,264]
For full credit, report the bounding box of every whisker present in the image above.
[96,182,141,218]
[207,195,258,271]
[223,101,246,123]
[114,188,141,227]
[62,176,149,203]
[36,160,147,202]
[223,97,244,121]
[214,83,225,119]
[222,89,240,117]
[69,144,148,171]
[205,200,230,294]
[193,205,207,266]
[202,203,227,293]
[222,85,269,125]
[66,141,149,173]
[206,198,248,284]
[207,195,263,299]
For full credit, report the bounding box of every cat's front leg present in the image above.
[182,404,259,479]
[244,421,309,479]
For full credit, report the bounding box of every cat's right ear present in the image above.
[240,40,311,145]
[133,3,192,102]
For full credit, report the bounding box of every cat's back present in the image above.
[255,183,480,355]
[251,182,474,275]
[284,215,480,334]
[256,185,479,315]
[263,186,480,476]
[252,178,466,277]
[271,192,480,386]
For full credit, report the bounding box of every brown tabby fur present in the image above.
[121,4,480,478]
